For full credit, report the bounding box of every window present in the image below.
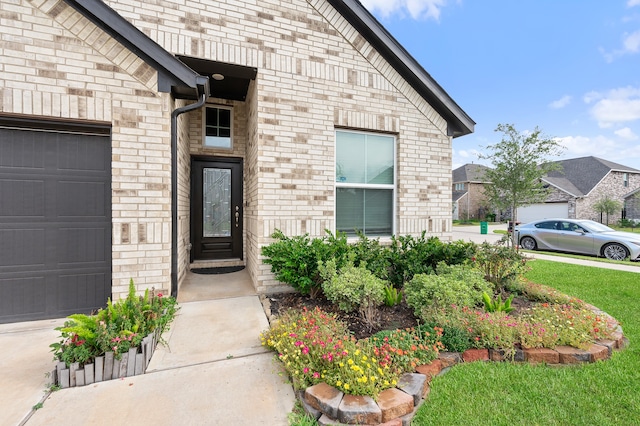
[203,106,232,149]
[623,173,629,187]
[335,130,395,236]
[454,183,465,190]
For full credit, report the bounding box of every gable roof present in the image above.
[64,0,474,137]
[330,0,474,137]
[542,156,640,197]
[452,164,491,183]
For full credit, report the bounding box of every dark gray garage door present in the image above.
[0,117,112,323]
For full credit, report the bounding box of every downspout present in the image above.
[170,89,207,297]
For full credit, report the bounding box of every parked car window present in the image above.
[535,221,556,230]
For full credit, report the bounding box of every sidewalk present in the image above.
[3,270,295,426]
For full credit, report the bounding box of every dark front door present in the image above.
[191,158,243,261]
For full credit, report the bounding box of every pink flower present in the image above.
[303,367,310,374]
[157,293,163,298]
[313,372,320,379]
[302,346,310,355]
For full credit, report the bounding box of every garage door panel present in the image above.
[0,229,46,268]
[57,181,106,217]
[0,276,47,317]
[0,129,46,169]
[57,227,108,265]
[57,134,110,172]
[58,272,109,314]
[0,179,45,216]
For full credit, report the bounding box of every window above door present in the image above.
[203,106,232,149]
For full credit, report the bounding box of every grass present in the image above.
[411,260,640,426]
[521,249,640,268]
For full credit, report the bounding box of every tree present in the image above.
[593,196,622,225]
[478,124,564,246]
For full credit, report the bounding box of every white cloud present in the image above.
[360,0,448,20]
[629,0,640,7]
[549,95,572,109]
[555,134,640,169]
[602,30,640,62]
[614,127,639,140]
[584,86,640,127]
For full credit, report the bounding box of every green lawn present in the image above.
[411,260,640,425]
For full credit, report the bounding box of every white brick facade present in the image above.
[1,0,465,298]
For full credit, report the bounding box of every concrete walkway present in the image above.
[3,270,295,426]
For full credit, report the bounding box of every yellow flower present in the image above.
[344,384,350,390]
[355,349,361,356]
[348,359,354,365]
[336,381,342,387]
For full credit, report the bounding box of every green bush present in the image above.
[319,260,386,328]
[349,230,391,280]
[386,233,475,287]
[472,242,529,290]
[261,229,349,297]
[404,263,492,321]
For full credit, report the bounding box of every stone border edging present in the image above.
[260,296,629,425]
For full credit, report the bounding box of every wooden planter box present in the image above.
[52,330,160,388]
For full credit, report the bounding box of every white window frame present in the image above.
[203,105,233,150]
[623,173,629,187]
[334,129,396,237]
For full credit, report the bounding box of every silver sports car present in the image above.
[515,218,640,261]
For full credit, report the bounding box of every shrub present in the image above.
[319,260,386,328]
[404,263,492,321]
[261,229,349,297]
[349,230,391,280]
[386,233,475,287]
[472,241,529,290]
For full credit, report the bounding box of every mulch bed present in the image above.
[268,291,538,340]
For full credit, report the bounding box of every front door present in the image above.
[191,158,243,261]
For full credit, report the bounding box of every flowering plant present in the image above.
[51,280,178,366]
[261,307,444,398]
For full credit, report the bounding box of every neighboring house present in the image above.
[624,188,640,222]
[452,164,492,220]
[0,0,474,323]
[517,156,640,224]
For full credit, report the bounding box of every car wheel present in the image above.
[520,236,537,250]
[602,243,629,261]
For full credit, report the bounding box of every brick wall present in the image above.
[576,171,640,223]
[7,0,459,295]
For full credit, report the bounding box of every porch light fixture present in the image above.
[212,73,225,81]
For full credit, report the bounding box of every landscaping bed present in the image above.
[260,230,630,425]
[49,279,178,388]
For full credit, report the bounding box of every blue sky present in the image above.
[360,0,640,171]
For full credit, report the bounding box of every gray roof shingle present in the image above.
[543,156,640,196]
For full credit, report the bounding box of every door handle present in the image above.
[235,206,239,227]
